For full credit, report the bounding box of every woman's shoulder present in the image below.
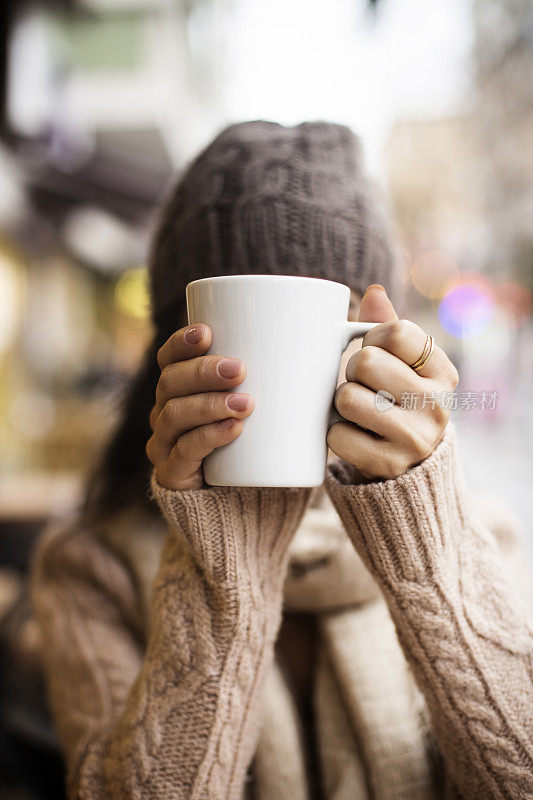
[32,504,164,599]
[31,506,160,639]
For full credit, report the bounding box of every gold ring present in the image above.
[410,334,434,372]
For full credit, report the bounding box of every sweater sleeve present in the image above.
[324,426,533,800]
[32,481,312,800]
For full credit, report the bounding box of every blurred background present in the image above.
[0,0,532,795]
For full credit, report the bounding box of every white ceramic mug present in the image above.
[186,274,377,487]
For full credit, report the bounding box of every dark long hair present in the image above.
[82,336,163,523]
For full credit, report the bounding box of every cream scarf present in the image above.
[252,503,434,800]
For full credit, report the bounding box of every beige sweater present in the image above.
[31,427,533,799]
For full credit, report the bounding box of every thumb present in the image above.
[358,284,398,323]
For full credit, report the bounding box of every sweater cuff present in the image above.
[324,426,471,587]
[149,473,313,589]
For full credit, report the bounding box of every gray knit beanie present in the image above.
[150,120,400,330]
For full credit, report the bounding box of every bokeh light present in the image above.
[496,282,532,327]
[410,249,459,299]
[114,267,149,320]
[0,247,21,352]
[438,275,494,339]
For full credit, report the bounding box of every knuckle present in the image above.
[355,346,376,375]
[200,392,218,418]
[335,382,353,416]
[160,398,179,429]
[174,434,189,460]
[158,365,173,396]
[193,356,210,383]
[383,319,411,351]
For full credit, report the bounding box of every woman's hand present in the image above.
[327,285,459,482]
[146,324,254,490]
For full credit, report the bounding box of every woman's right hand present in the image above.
[146,324,254,490]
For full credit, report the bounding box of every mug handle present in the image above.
[329,321,379,427]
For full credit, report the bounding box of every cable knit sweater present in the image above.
[31,427,533,800]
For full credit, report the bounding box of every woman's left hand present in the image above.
[327,284,459,482]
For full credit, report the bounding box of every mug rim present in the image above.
[187,274,349,292]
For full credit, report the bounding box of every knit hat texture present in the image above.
[150,120,400,328]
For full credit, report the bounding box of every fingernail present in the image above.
[226,393,251,412]
[367,284,387,295]
[184,325,203,345]
[220,417,236,430]
[217,358,242,379]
